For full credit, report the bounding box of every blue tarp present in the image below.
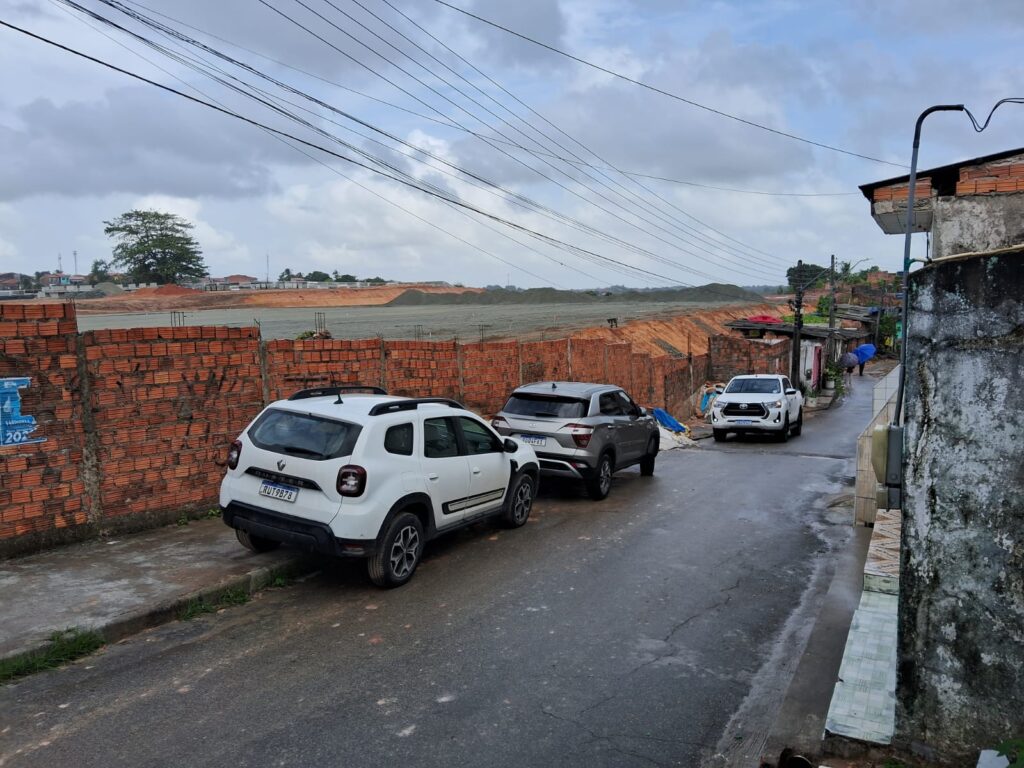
[853,343,877,364]
[653,407,687,433]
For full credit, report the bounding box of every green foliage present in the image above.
[178,588,250,621]
[825,359,848,398]
[88,259,111,284]
[103,210,208,284]
[295,330,316,340]
[278,268,293,281]
[176,514,189,526]
[998,738,1024,767]
[333,271,357,282]
[816,294,833,316]
[786,262,828,291]
[0,628,104,683]
[305,270,331,282]
[365,275,387,284]
[879,314,897,344]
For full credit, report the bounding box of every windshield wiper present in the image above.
[276,445,324,459]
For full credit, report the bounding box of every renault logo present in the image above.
[277,459,286,471]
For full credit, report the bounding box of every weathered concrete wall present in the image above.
[932,191,1024,258]
[898,252,1024,762]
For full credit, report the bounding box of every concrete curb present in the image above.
[1,553,318,675]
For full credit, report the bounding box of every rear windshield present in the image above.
[503,394,588,419]
[248,409,361,460]
[725,378,781,394]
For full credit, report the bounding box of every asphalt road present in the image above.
[0,380,875,768]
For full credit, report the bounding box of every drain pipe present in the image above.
[891,104,964,427]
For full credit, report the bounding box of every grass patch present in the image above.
[177,587,251,621]
[271,573,293,588]
[0,628,105,683]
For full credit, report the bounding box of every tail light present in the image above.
[337,465,367,497]
[564,423,593,449]
[491,416,510,430]
[227,440,242,470]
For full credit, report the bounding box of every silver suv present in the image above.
[491,382,660,500]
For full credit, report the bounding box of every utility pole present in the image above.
[827,254,837,365]
[789,259,804,386]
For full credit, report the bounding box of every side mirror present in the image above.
[785,388,797,395]
[638,406,648,417]
[503,438,518,453]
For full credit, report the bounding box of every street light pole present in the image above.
[790,260,804,385]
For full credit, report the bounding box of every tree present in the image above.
[278,268,294,281]
[103,210,208,284]
[305,270,331,282]
[334,272,357,283]
[88,259,111,284]
[786,262,828,291]
[365,275,387,284]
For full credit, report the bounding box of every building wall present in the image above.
[898,253,1024,761]
[0,304,790,557]
[932,190,1024,258]
[708,334,791,382]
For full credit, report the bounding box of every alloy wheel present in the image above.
[512,481,533,523]
[389,526,420,579]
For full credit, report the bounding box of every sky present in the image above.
[0,0,1022,288]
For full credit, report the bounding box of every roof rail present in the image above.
[288,385,388,401]
[367,397,466,416]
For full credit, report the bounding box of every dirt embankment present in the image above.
[73,284,482,315]
[568,302,784,356]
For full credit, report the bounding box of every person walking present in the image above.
[853,343,877,376]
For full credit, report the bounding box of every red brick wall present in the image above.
[0,303,748,555]
[0,303,86,547]
[708,334,791,381]
[956,155,1024,195]
[82,326,264,526]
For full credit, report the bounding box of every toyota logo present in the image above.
[277,459,286,471]
[739,403,748,410]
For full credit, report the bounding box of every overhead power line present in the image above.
[432,0,907,169]
[3,18,760,297]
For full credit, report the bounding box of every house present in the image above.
[844,148,1024,762]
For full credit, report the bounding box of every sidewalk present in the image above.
[0,518,316,666]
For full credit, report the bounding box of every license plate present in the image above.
[735,419,754,425]
[259,480,298,503]
[518,434,547,447]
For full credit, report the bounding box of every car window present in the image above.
[782,378,793,392]
[725,378,781,394]
[459,417,503,455]
[502,394,587,419]
[614,391,639,416]
[424,417,459,459]
[599,393,624,416]
[248,409,361,460]
[384,423,414,456]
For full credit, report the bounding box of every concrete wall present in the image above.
[0,302,755,557]
[897,252,1024,762]
[854,366,901,526]
[932,190,1024,258]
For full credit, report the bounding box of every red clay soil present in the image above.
[568,302,785,357]
[73,284,482,314]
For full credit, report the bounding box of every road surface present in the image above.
[0,380,875,768]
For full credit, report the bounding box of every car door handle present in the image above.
[471,467,481,475]
[427,473,439,481]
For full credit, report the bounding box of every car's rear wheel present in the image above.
[501,472,535,528]
[639,437,658,476]
[713,429,727,442]
[586,452,614,500]
[791,409,803,437]
[368,512,423,588]
[236,529,281,553]
[777,416,791,442]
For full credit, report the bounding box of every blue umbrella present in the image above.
[853,343,877,364]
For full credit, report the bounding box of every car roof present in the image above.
[268,394,459,422]
[512,381,620,399]
[729,374,785,380]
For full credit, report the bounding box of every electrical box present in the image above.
[872,424,904,509]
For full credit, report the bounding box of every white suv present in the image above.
[220,387,540,588]
[709,374,803,442]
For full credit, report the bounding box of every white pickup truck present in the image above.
[709,374,803,442]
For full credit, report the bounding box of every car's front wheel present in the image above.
[777,415,791,443]
[368,512,424,588]
[791,409,803,437]
[639,436,658,476]
[236,529,281,553]
[501,472,535,528]
[713,429,727,442]
[586,452,614,500]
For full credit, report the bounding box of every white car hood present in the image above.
[715,392,781,405]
